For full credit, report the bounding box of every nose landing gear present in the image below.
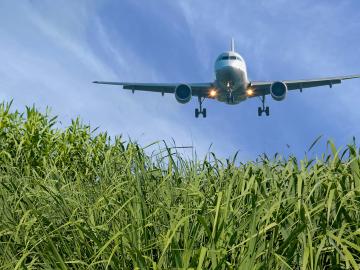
[227,94,235,104]
[226,82,235,104]
[258,95,270,116]
[195,96,207,118]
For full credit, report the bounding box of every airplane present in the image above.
[93,39,360,118]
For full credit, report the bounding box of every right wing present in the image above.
[93,81,214,97]
[250,74,360,97]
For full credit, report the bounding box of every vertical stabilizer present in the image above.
[230,38,235,52]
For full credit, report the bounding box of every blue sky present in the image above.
[1,0,360,160]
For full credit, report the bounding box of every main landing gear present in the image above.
[195,96,207,118]
[258,95,270,116]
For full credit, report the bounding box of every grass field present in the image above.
[1,101,360,269]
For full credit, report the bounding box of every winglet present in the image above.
[230,38,235,52]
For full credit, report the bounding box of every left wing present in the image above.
[250,74,360,97]
[93,81,214,97]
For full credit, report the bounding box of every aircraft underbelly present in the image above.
[215,66,247,104]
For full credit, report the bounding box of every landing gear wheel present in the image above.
[195,96,207,118]
[257,95,270,117]
[203,108,207,118]
[265,106,270,116]
[195,108,199,118]
[227,95,235,104]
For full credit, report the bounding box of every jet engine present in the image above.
[270,81,288,101]
[175,84,192,104]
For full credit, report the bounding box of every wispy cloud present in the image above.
[1,0,359,160]
[0,0,223,158]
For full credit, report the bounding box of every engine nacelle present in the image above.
[270,81,288,101]
[175,84,192,104]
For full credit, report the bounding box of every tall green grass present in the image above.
[1,101,360,269]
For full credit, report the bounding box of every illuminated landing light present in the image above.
[246,89,254,96]
[209,89,217,97]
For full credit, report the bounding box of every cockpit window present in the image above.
[220,55,242,61]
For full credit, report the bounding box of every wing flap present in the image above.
[93,81,175,93]
[93,81,213,96]
[284,78,342,90]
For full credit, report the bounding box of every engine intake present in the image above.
[270,81,287,101]
[175,84,192,104]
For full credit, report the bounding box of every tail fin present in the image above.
[230,38,235,52]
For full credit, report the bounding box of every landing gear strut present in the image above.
[227,93,234,104]
[195,96,207,118]
[226,83,234,104]
[258,95,270,116]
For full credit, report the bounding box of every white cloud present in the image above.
[1,0,359,160]
[0,0,224,159]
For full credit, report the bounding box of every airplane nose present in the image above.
[217,66,238,82]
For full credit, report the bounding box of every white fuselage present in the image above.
[214,51,249,104]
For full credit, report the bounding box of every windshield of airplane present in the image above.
[220,56,242,61]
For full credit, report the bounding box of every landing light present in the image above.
[246,89,254,96]
[209,89,217,97]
